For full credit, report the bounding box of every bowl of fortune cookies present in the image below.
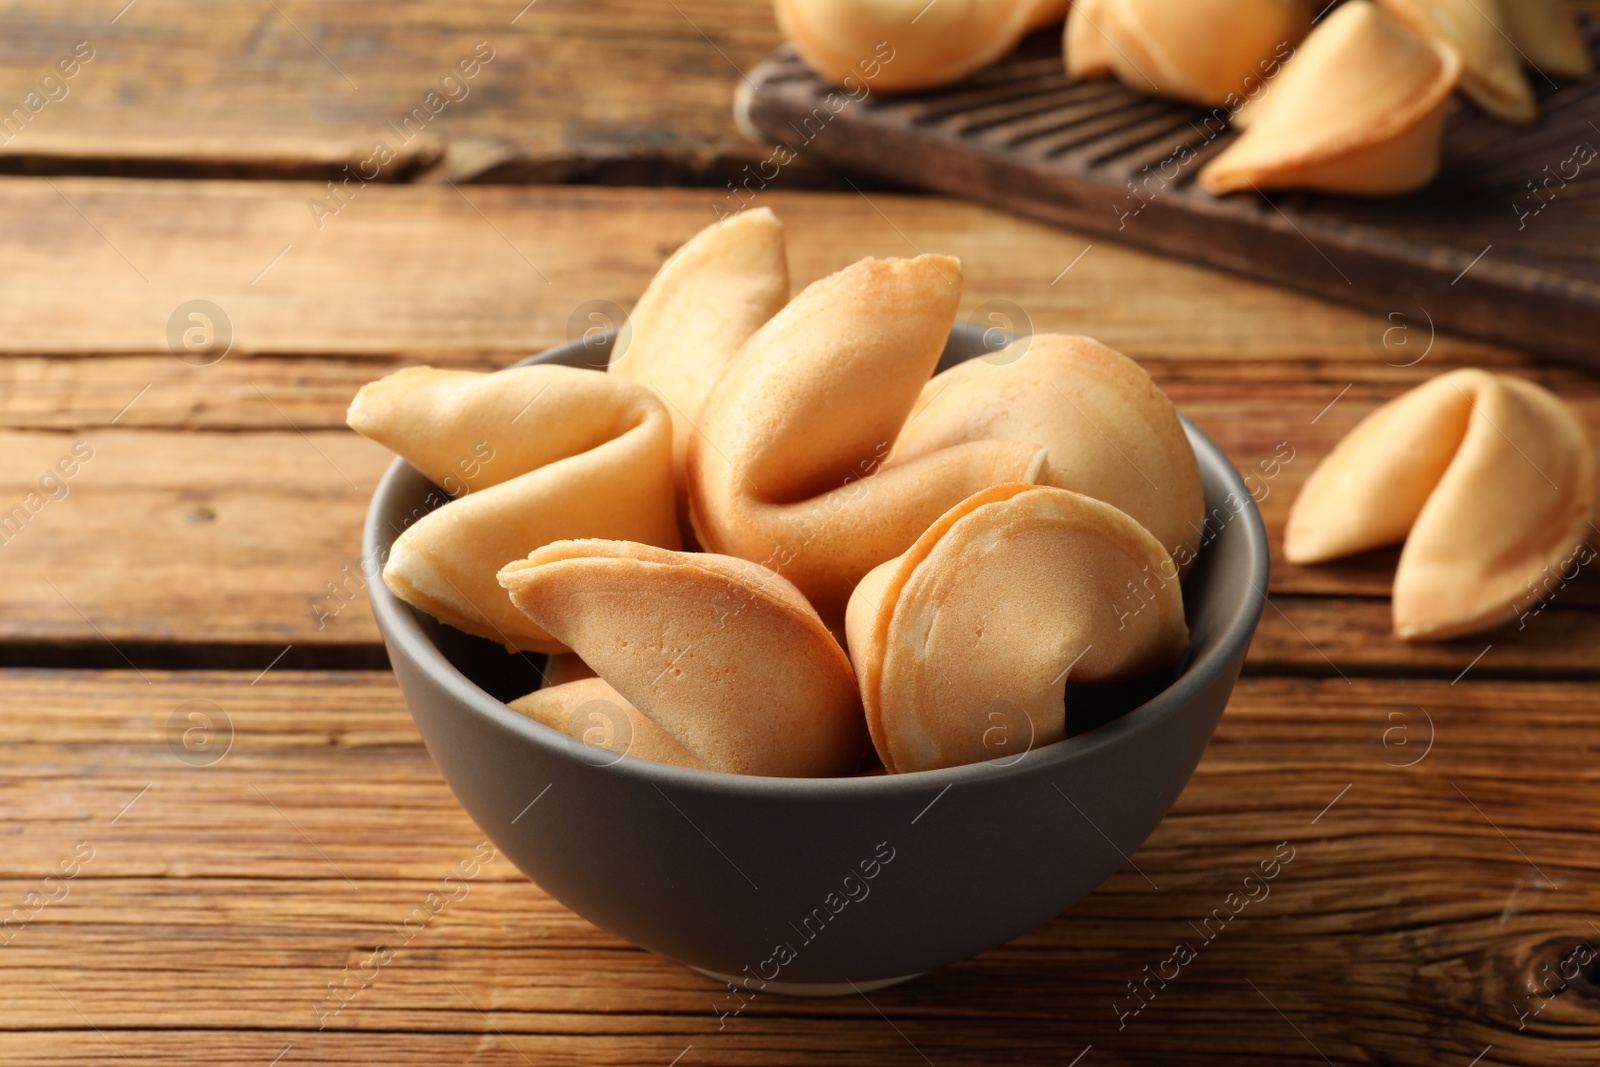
[357,209,1270,992]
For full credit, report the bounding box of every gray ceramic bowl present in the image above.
[364,323,1269,994]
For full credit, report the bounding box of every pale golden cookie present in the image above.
[1378,0,1536,123]
[775,0,1041,91]
[845,485,1189,773]
[893,333,1204,573]
[511,676,708,770]
[610,208,789,543]
[1285,369,1596,641]
[1200,2,1462,196]
[349,365,678,652]
[1066,0,1310,108]
[687,254,1045,624]
[500,540,866,777]
[1501,0,1593,80]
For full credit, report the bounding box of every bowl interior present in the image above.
[364,323,1269,792]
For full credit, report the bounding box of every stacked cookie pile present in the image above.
[351,209,1597,775]
[774,0,1595,195]
[349,210,1201,777]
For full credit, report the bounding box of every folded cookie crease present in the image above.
[1199,1,1462,196]
[1285,369,1596,641]
[510,676,708,771]
[687,254,1047,624]
[1066,0,1310,108]
[1501,0,1594,81]
[892,333,1204,572]
[348,365,679,652]
[846,484,1189,773]
[1026,0,1073,31]
[775,0,1041,91]
[1378,0,1536,123]
[610,208,789,541]
[500,540,866,777]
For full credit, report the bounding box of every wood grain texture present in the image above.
[0,429,390,649]
[0,0,796,184]
[741,21,1600,368]
[3,3,1597,1063]
[1,670,1596,1065]
[4,374,1598,671]
[1249,597,1600,678]
[0,178,1521,361]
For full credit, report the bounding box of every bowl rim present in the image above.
[364,332,1270,799]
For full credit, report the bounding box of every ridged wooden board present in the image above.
[740,20,1600,370]
[1,670,1597,1065]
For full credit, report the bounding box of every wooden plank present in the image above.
[0,429,390,649]
[0,0,792,183]
[742,23,1600,369]
[4,391,1598,669]
[1,670,1597,1064]
[0,354,510,431]
[12,352,1600,431]
[0,178,1525,362]
[0,1031,1124,1067]
[1250,597,1600,678]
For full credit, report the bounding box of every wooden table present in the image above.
[2,3,1598,1064]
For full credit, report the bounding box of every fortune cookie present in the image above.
[686,255,1046,623]
[610,208,789,541]
[1065,0,1115,79]
[1501,0,1594,81]
[892,333,1204,573]
[1285,370,1597,642]
[1378,0,1537,123]
[774,0,1040,92]
[542,652,598,686]
[348,365,678,652]
[846,484,1189,774]
[510,676,707,771]
[1199,1,1462,196]
[499,540,866,777]
[1065,0,1310,108]
[1027,0,1074,31]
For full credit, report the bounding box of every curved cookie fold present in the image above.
[1501,0,1594,81]
[510,676,707,770]
[499,540,866,777]
[1026,0,1073,30]
[686,254,1046,623]
[1285,369,1596,641]
[542,652,598,686]
[1199,1,1462,196]
[348,365,679,652]
[610,208,789,541]
[845,484,1189,774]
[891,333,1204,573]
[1065,0,1310,108]
[1378,0,1536,123]
[774,0,1039,92]
[1065,0,1115,78]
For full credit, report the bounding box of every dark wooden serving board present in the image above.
[740,22,1600,369]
